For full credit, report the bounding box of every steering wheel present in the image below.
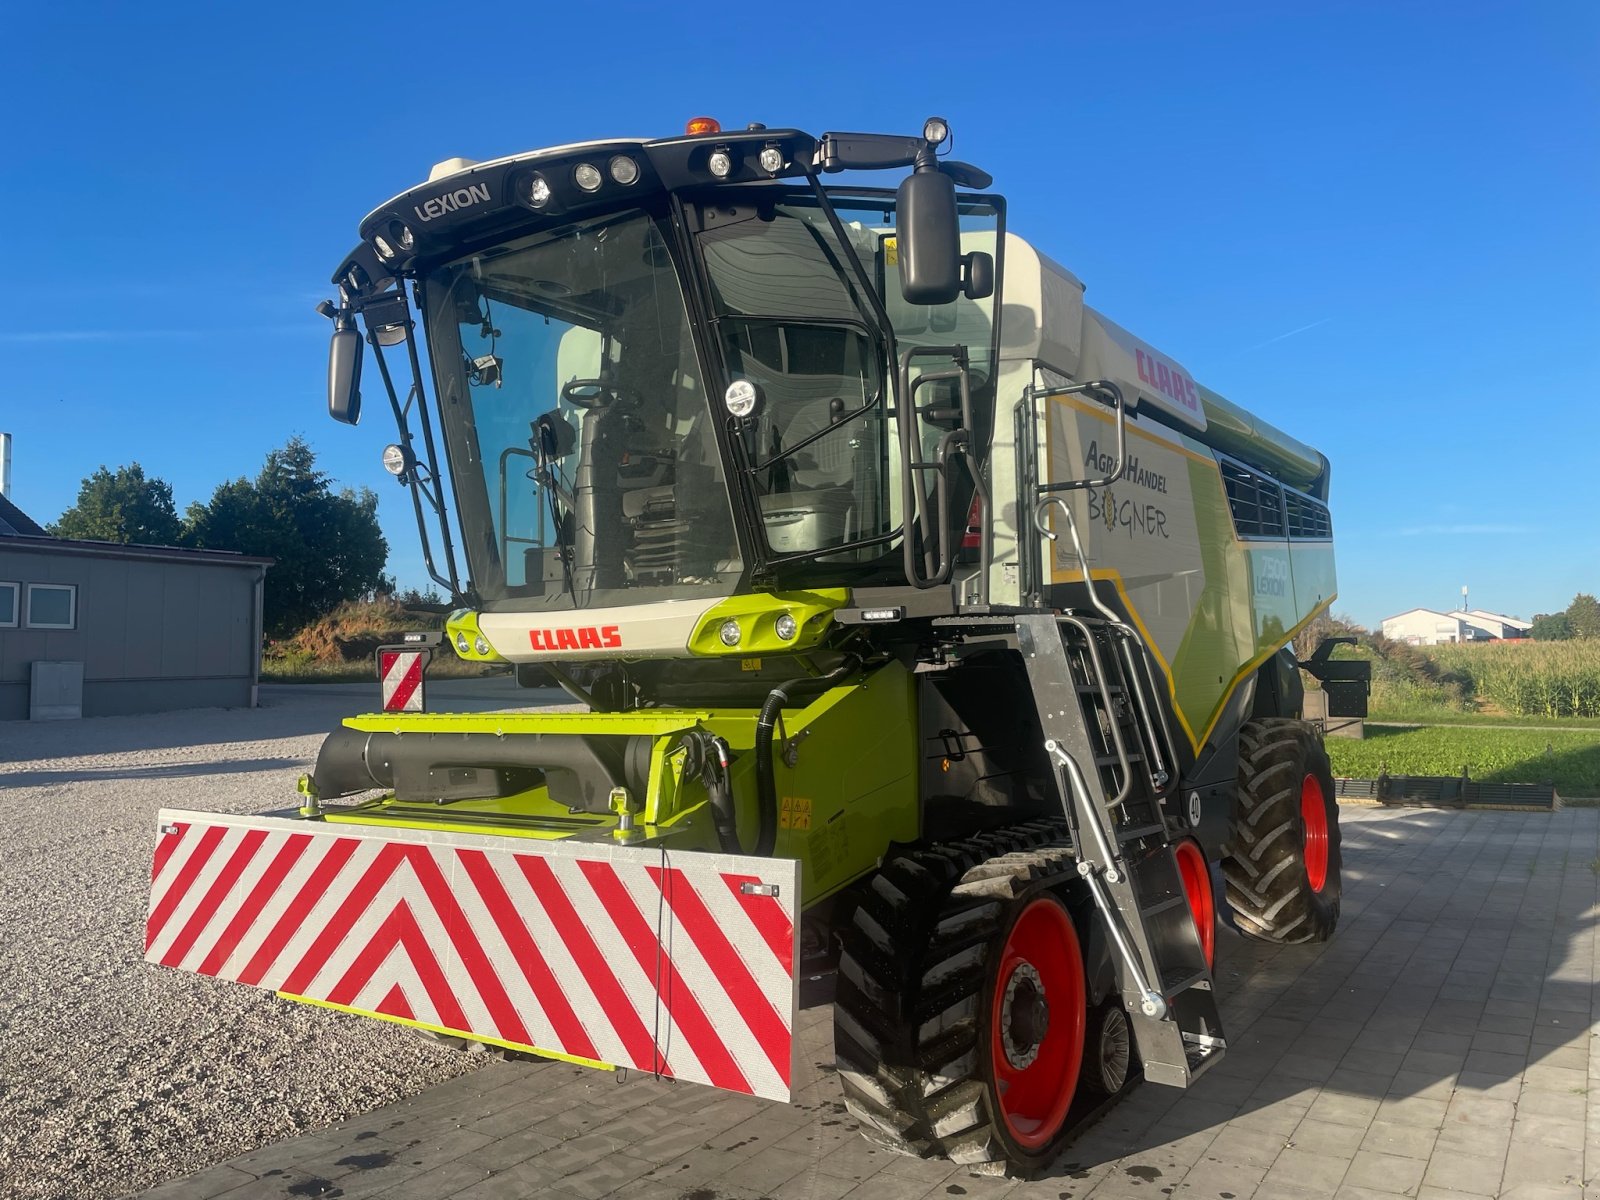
[561,378,637,410]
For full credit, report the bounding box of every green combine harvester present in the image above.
[145,116,1360,1175]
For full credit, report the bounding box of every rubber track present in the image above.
[1222,718,1341,944]
[833,819,1082,1172]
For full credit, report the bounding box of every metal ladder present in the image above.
[1012,501,1225,1087]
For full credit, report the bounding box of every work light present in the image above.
[708,150,733,178]
[573,163,603,192]
[609,156,640,185]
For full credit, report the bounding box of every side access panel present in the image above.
[145,810,800,1102]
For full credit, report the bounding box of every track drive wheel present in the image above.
[1224,718,1342,943]
[834,823,1094,1175]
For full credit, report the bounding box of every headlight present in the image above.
[573,163,603,192]
[775,613,798,641]
[526,174,552,207]
[718,619,741,647]
[708,149,733,178]
[609,156,640,185]
[724,380,758,417]
[455,632,471,655]
[473,636,490,656]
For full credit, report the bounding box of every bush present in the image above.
[266,598,450,666]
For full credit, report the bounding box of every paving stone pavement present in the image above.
[135,805,1600,1200]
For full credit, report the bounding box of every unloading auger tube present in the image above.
[140,113,1357,1183]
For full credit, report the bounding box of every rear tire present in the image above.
[1224,718,1341,943]
[833,823,1092,1176]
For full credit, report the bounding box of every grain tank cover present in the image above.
[1077,309,1207,433]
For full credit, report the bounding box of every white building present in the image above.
[1381,607,1528,645]
[1461,609,1532,640]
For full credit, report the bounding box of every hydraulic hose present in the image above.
[754,661,859,856]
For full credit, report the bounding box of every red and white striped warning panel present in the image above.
[378,650,426,712]
[145,811,801,1101]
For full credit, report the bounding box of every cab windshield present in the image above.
[423,211,742,608]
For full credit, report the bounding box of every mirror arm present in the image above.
[396,307,463,600]
[368,339,457,598]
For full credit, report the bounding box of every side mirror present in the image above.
[962,251,995,301]
[897,169,962,305]
[328,326,364,425]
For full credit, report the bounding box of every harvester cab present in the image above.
[147,115,1348,1176]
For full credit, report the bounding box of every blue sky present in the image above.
[1,2,1594,628]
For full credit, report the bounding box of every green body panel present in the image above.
[686,589,849,657]
[442,609,505,663]
[319,659,920,909]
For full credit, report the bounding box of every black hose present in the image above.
[754,661,858,856]
[683,732,741,855]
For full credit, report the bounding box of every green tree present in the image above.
[1529,612,1572,641]
[1566,593,1600,640]
[49,463,183,545]
[185,437,388,635]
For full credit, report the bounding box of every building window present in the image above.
[25,583,76,630]
[0,582,16,628]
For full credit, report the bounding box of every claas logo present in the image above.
[529,625,623,651]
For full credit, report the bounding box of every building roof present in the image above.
[0,531,271,569]
[1466,609,1531,630]
[1381,607,1458,624]
[0,493,48,538]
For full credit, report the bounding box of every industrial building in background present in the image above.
[0,434,270,720]
[1382,606,1532,645]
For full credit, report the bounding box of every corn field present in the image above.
[1426,641,1600,718]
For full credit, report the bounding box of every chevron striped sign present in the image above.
[145,810,800,1101]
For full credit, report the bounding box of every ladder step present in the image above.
[1118,822,1166,843]
[1140,894,1188,917]
[1076,683,1125,695]
[1094,752,1143,767]
[1161,967,1211,997]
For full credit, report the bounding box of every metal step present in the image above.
[1013,611,1226,1090]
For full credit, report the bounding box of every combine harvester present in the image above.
[147,117,1358,1173]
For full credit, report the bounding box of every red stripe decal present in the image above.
[581,860,752,1095]
[400,847,532,1047]
[321,901,469,1031]
[650,866,790,1086]
[159,829,270,969]
[236,837,361,987]
[377,982,414,1022]
[145,824,229,951]
[151,821,189,882]
[721,874,795,974]
[386,657,423,711]
[194,833,315,978]
[277,843,409,997]
[458,849,598,1061]
[515,854,667,1076]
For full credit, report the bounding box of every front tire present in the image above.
[833,824,1093,1175]
[1224,718,1342,943]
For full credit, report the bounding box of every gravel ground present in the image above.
[0,680,560,1200]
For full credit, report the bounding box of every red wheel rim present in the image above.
[989,896,1085,1150]
[1300,774,1329,893]
[1173,839,1215,969]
